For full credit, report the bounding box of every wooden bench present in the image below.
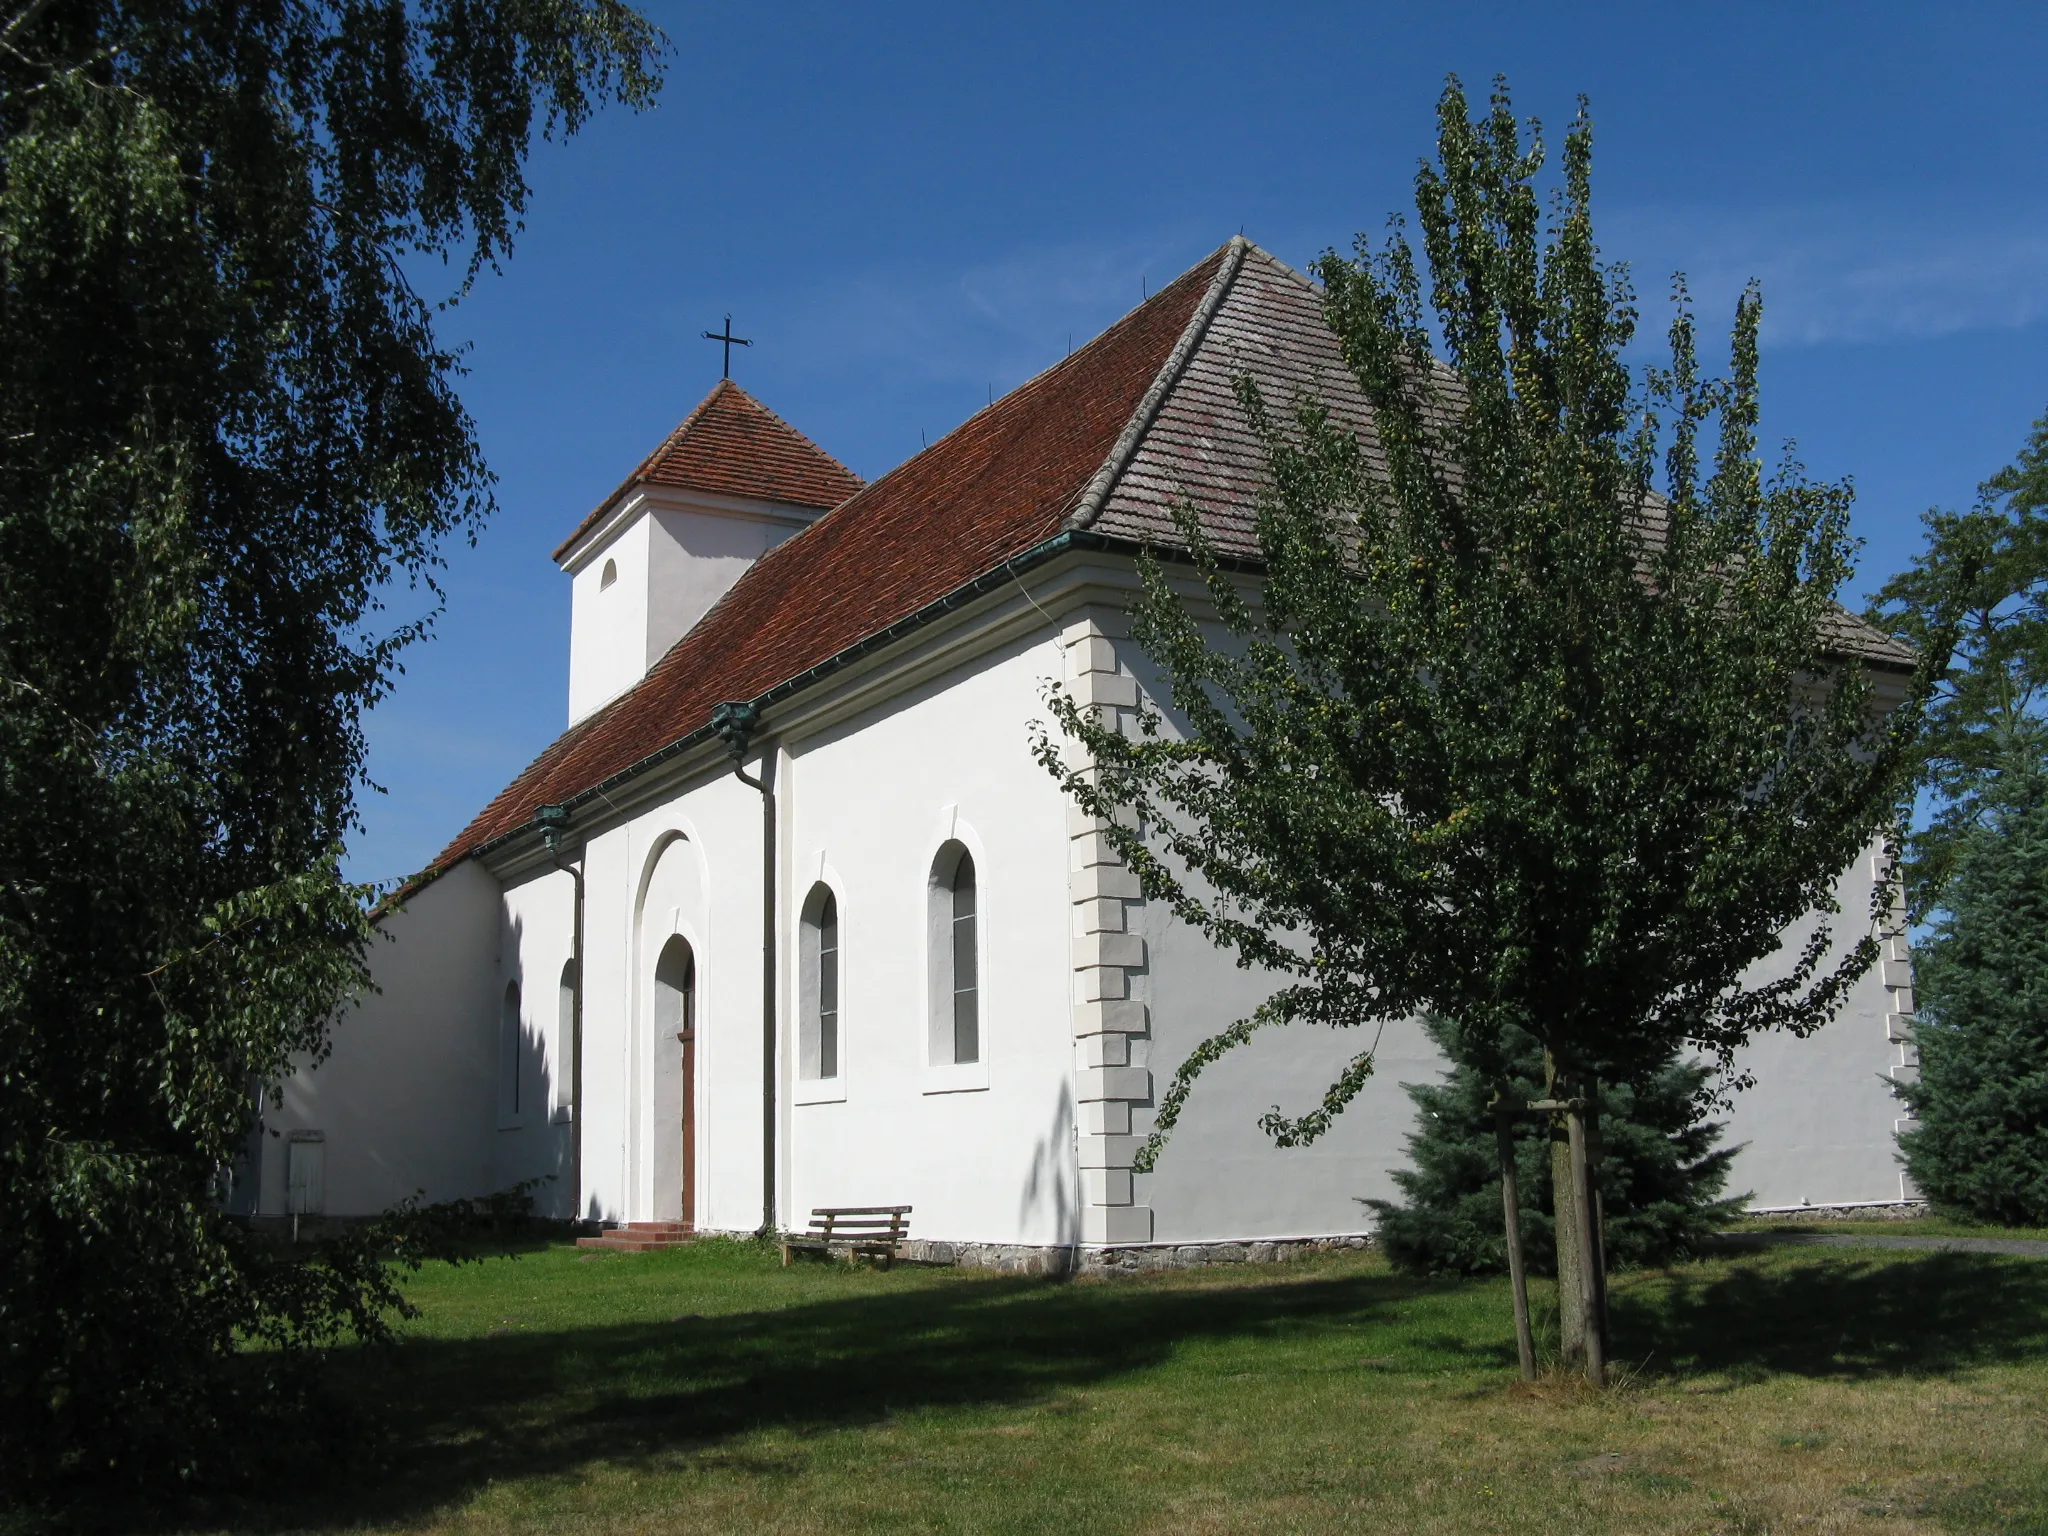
[780,1206,912,1270]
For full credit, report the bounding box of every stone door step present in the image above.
[575,1221,696,1253]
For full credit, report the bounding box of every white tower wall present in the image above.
[562,489,822,725]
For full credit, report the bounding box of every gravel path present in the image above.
[1712,1231,2048,1258]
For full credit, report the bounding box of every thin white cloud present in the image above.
[1606,204,2048,348]
[779,234,1213,390]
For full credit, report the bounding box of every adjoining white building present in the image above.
[249,238,1924,1258]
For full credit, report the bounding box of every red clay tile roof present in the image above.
[428,235,1914,879]
[435,246,1233,869]
[551,379,865,563]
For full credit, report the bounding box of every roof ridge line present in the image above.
[629,378,731,478]
[1064,235,1250,533]
[1235,237,1320,295]
[715,378,854,468]
[550,379,860,564]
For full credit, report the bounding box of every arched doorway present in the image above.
[653,935,696,1228]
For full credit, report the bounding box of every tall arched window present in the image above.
[928,843,979,1065]
[555,959,577,1120]
[800,884,840,1081]
[499,979,523,1126]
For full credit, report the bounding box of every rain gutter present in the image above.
[463,530,1202,868]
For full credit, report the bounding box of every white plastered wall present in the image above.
[258,858,503,1216]
[565,512,652,725]
[494,615,1082,1244]
[561,772,765,1231]
[772,629,1081,1248]
[1134,854,1908,1238]
[1089,616,1915,1239]
[1720,845,1916,1208]
[1062,605,1426,1244]
[633,829,711,1224]
[495,864,580,1214]
[645,501,814,670]
[565,491,821,727]
[330,556,1911,1241]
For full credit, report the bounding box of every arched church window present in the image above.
[927,843,979,1065]
[600,557,618,589]
[800,884,840,1080]
[654,935,695,1041]
[555,959,577,1121]
[499,979,522,1126]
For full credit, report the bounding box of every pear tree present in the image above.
[1041,78,1961,1381]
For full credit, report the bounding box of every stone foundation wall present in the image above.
[1744,1201,1929,1222]
[897,1233,1377,1276]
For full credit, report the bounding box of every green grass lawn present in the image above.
[173,1233,2048,1535]
[1731,1213,2048,1244]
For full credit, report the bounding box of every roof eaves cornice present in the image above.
[1065,235,1251,533]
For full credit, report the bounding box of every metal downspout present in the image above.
[535,804,585,1223]
[713,701,777,1239]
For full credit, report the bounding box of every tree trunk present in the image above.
[1493,1102,1537,1380]
[1544,1050,1610,1385]
[1547,1052,1586,1368]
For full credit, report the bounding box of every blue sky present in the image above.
[348,1,2048,886]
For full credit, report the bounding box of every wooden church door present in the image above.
[655,936,697,1230]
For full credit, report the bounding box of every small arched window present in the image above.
[800,884,840,1080]
[928,843,979,1065]
[600,557,618,589]
[654,935,695,1042]
[555,959,577,1120]
[499,979,523,1126]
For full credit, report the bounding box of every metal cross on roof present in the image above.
[702,314,752,379]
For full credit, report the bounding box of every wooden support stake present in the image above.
[1586,1076,1610,1363]
[1566,1104,1607,1386]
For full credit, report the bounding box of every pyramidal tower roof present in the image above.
[553,379,864,562]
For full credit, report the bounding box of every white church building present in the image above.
[248,238,1924,1258]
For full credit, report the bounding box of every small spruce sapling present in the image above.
[1370,1021,1745,1279]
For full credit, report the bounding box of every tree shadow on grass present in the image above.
[216,1262,1447,1532]
[1613,1252,2048,1380]
[92,1251,2048,1533]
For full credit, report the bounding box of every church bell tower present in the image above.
[553,380,862,725]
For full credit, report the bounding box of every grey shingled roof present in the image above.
[1076,240,1916,672]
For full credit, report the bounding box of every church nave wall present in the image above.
[771,621,1081,1250]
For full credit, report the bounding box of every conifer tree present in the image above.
[1370,1021,1744,1278]
[1867,411,2048,1223]
[1894,774,2048,1223]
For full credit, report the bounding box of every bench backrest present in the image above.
[809,1205,911,1242]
